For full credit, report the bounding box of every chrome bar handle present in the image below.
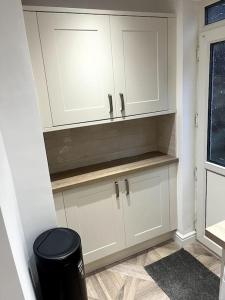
[120,93,125,112]
[108,94,113,114]
[115,182,119,198]
[125,179,129,196]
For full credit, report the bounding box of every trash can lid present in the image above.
[33,228,81,261]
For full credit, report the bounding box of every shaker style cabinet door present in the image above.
[37,13,115,126]
[122,167,170,247]
[63,181,125,264]
[110,16,168,117]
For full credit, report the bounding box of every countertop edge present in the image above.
[52,155,178,193]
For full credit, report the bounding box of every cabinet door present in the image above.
[54,193,67,228]
[37,13,115,126]
[63,181,125,264]
[111,16,168,117]
[122,167,170,247]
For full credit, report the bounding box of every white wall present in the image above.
[0,132,33,300]
[0,208,25,300]
[176,0,199,235]
[22,0,176,12]
[0,0,57,298]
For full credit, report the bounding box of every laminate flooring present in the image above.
[86,240,221,300]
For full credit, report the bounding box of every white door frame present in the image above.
[196,25,225,257]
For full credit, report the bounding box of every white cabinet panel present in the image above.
[37,13,115,126]
[54,192,67,227]
[122,167,170,247]
[63,181,125,264]
[111,16,168,117]
[24,12,53,128]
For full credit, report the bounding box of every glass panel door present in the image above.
[196,25,225,256]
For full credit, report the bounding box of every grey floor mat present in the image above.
[145,249,219,300]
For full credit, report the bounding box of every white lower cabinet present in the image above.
[53,165,176,264]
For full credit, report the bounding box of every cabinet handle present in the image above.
[125,179,129,196]
[108,94,113,114]
[120,93,125,112]
[115,181,119,198]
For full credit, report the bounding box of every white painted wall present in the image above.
[0,132,32,300]
[0,208,25,300]
[176,0,199,235]
[0,0,56,256]
[0,0,57,298]
[22,0,176,13]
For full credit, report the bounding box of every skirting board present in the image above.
[174,230,196,247]
[85,231,176,274]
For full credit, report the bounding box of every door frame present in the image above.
[196,24,225,257]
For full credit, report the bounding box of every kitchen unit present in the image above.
[52,154,177,265]
[24,5,178,270]
[6,0,225,299]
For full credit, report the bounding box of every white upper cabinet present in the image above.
[37,13,115,126]
[24,10,173,129]
[110,16,168,117]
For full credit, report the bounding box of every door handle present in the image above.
[115,182,119,198]
[108,94,113,114]
[120,93,125,113]
[125,179,129,196]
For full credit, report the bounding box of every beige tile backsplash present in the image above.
[157,114,176,156]
[44,116,176,174]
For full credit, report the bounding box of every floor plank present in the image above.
[86,240,221,300]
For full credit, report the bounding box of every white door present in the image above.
[63,180,125,264]
[122,167,170,247]
[111,16,168,117]
[37,13,115,126]
[196,26,225,256]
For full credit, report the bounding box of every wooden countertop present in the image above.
[206,220,225,249]
[51,151,178,193]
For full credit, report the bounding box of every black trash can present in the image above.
[33,227,88,300]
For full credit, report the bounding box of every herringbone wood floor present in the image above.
[86,240,221,300]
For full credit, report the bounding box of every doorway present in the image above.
[196,23,225,256]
